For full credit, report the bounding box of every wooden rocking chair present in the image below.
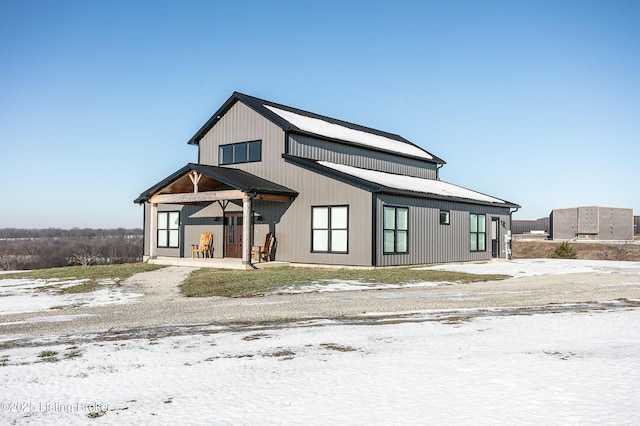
[251,233,275,263]
[191,232,213,258]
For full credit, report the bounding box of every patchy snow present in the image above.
[272,279,450,294]
[420,258,640,277]
[0,278,143,315]
[264,105,433,160]
[0,308,638,424]
[318,161,507,204]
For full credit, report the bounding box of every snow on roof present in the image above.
[319,161,506,204]
[264,105,433,160]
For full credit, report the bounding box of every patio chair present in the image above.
[192,232,213,258]
[252,233,275,263]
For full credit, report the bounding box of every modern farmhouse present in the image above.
[135,92,519,266]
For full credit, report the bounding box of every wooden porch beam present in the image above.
[188,171,202,193]
[242,195,252,265]
[255,194,293,203]
[150,190,245,204]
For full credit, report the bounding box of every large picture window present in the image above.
[383,206,408,254]
[158,211,180,248]
[219,140,262,165]
[470,213,486,252]
[312,205,348,253]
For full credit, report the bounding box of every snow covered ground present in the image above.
[421,258,640,277]
[1,259,639,424]
[0,278,143,315]
[1,307,638,425]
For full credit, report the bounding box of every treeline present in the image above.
[0,228,144,270]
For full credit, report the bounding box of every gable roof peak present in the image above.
[188,91,445,164]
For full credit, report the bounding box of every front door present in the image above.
[225,212,243,258]
[491,218,500,258]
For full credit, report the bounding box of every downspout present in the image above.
[436,164,444,180]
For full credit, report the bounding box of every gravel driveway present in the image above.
[2,262,640,337]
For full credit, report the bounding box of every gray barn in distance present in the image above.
[135,92,519,266]
[550,206,634,241]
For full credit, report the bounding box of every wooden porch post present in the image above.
[242,194,252,264]
[149,203,158,259]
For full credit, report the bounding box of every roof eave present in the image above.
[376,187,520,208]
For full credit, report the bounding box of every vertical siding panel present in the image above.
[376,195,513,266]
[289,134,438,179]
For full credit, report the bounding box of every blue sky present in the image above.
[1,0,638,228]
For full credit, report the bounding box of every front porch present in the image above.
[148,256,291,270]
[135,163,298,266]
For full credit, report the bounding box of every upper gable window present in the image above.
[219,140,262,165]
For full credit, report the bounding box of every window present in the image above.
[440,210,450,225]
[470,213,486,251]
[158,211,179,248]
[219,140,262,165]
[312,205,348,253]
[383,206,408,254]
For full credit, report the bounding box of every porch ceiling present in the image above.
[134,163,298,204]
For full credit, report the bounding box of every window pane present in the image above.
[312,207,329,229]
[158,212,168,230]
[478,215,486,232]
[396,231,407,252]
[396,208,408,230]
[168,212,179,229]
[247,141,261,162]
[470,235,477,251]
[219,145,233,164]
[383,230,395,253]
[331,230,348,252]
[478,233,486,251]
[313,230,329,251]
[384,207,395,229]
[168,230,179,247]
[331,206,348,229]
[470,214,477,232]
[158,231,168,248]
[233,143,246,163]
[440,210,450,225]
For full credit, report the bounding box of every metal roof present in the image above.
[134,163,298,204]
[284,155,520,209]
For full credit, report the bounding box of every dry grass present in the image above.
[0,263,166,293]
[180,265,509,298]
[513,240,640,261]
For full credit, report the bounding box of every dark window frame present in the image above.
[157,211,180,249]
[311,205,349,254]
[383,205,409,255]
[440,210,451,225]
[219,140,262,165]
[470,213,486,252]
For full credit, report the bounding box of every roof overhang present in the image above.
[284,155,519,209]
[134,163,298,204]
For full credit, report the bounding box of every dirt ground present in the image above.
[512,239,640,261]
